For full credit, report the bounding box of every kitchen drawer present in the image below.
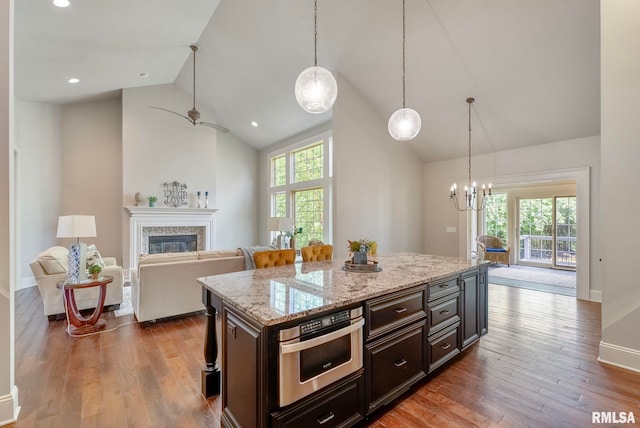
[366,322,426,412]
[428,276,459,301]
[272,371,364,428]
[366,288,426,340]
[428,293,460,335]
[427,323,460,373]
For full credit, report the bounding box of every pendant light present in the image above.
[449,97,492,211]
[388,0,421,141]
[295,0,338,114]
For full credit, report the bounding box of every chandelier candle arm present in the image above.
[449,97,492,212]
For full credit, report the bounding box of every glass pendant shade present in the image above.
[295,66,338,114]
[388,107,422,141]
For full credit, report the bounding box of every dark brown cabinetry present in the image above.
[461,267,488,350]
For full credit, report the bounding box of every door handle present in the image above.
[440,310,450,315]
[439,284,449,289]
[280,318,364,354]
[441,342,452,350]
[394,307,408,314]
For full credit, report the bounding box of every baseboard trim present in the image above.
[0,385,20,427]
[589,289,602,303]
[598,341,640,373]
[18,276,36,291]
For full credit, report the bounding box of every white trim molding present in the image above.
[0,385,20,426]
[599,341,640,373]
[125,206,218,272]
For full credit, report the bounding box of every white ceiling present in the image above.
[15,0,600,163]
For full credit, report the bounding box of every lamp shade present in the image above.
[268,217,292,232]
[295,66,338,114]
[56,215,97,239]
[388,107,422,141]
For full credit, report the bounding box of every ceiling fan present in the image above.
[151,44,229,133]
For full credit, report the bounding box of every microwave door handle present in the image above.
[280,318,365,355]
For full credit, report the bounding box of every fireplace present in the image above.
[125,206,218,272]
[149,234,197,254]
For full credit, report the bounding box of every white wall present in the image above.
[14,100,62,287]
[60,98,122,263]
[332,75,424,259]
[599,0,640,371]
[424,135,601,295]
[215,131,259,248]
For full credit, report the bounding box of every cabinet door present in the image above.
[223,309,262,428]
[479,267,488,337]
[461,271,479,349]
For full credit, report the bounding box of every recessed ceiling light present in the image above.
[53,0,70,7]
[68,78,79,84]
[251,121,258,127]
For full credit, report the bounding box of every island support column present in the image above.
[202,288,221,398]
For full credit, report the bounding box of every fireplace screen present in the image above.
[148,234,197,254]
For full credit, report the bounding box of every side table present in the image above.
[56,275,113,337]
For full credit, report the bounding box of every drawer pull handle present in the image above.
[440,342,452,350]
[394,307,408,314]
[439,284,449,289]
[440,310,451,315]
[317,412,335,425]
[394,358,407,367]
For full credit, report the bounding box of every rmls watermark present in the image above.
[592,411,636,424]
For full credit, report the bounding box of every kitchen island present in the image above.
[198,253,488,428]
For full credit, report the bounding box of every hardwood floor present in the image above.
[10,284,640,427]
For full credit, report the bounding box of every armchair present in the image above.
[29,246,124,320]
[477,235,511,267]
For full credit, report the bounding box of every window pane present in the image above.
[484,193,507,240]
[293,143,323,183]
[272,192,286,217]
[272,155,286,187]
[293,188,323,246]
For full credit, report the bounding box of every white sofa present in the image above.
[29,246,125,321]
[130,249,246,322]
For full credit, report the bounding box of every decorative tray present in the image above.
[342,260,382,273]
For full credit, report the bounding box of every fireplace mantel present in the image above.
[125,206,218,271]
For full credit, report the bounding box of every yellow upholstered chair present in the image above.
[477,235,511,267]
[253,249,296,269]
[301,245,333,262]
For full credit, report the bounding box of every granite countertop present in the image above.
[197,253,485,327]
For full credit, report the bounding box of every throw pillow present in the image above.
[37,246,69,275]
[86,244,106,269]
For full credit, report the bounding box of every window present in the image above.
[484,193,507,240]
[268,132,332,246]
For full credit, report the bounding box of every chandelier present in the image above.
[388,0,421,141]
[449,97,491,211]
[294,0,338,114]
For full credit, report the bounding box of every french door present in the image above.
[518,196,576,269]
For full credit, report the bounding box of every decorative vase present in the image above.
[91,273,100,280]
[197,191,202,208]
[353,251,368,265]
[149,200,155,207]
[290,238,295,250]
[205,191,209,208]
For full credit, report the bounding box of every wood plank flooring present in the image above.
[9,284,640,427]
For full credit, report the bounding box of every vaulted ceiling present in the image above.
[14,0,600,162]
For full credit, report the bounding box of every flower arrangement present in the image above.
[88,264,102,279]
[286,226,303,238]
[348,239,377,255]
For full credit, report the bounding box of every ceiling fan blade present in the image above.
[198,121,230,133]
[150,106,195,125]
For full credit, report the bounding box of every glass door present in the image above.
[517,196,576,270]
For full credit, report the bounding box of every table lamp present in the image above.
[268,217,292,249]
[57,215,96,282]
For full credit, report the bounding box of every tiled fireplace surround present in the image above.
[125,206,218,272]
